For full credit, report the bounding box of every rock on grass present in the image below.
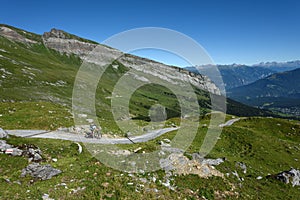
[21,163,61,180]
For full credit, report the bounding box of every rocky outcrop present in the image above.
[159,146,224,178]
[0,140,22,156]
[25,147,43,162]
[21,163,61,180]
[0,140,43,161]
[0,26,37,44]
[42,29,97,58]
[271,168,300,187]
[192,153,225,166]
[42,28,220,95]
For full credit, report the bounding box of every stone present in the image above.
[0,140,12,151]
[161,142,171,147]
[21,163,61,180]
[273,168,300,187]
[42,193,54,200]
[202,165,211,175]
[236,162,247,174]
[134,147,142,153]
[232,170,242,181]
[161,147,183,154]
[26,147,42,161]
[5,148,23,156]
[28,148,35,155]
[0,26,37,44]
[75,142,82,154]
[70,186,86,194]
[159,157,175,172]
[33,153,42,161]
[0,128,8,138]
[152,177,157,183]
[11,148,23,156]
[191,153,225,166]
[163,138,171,143]
[201,158,224,166]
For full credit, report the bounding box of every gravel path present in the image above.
[6,118,240,144]
[6,127,178,144]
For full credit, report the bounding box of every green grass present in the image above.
[1,117,300,199]
[0,101,73,130]
[0,136,188,200]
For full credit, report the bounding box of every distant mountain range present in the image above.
[228,68,300,117]
[185,62,300,118]
[253,60,300,72]
[185,61,300,91]
[185,65,275,90]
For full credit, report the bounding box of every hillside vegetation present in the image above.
[0,117,300,199]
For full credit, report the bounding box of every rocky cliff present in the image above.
[41,28,220,95]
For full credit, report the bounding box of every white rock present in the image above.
[75,142,82,154]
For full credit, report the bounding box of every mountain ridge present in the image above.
[228,68,300,117]
[185,65,275,90]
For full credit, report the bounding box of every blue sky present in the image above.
[1,0,300,66]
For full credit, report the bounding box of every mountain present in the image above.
[0,24,275,132]
[228,68,300,117]
[253,60,300,72]
[1,24,300,200]
[185,64,275,90]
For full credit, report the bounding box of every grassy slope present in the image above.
[0,117,299,199]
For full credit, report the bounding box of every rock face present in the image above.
[21,163,61,180]
[0,26,37,44]
[42,29,97,58]
[0,128,8,138]
[42,28,221,95]
[273,168,300,187]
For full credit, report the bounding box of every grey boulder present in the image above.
[21,163,61,180]
[0,140,12,151]
[11,148,23,156]
[274,168,300,187]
